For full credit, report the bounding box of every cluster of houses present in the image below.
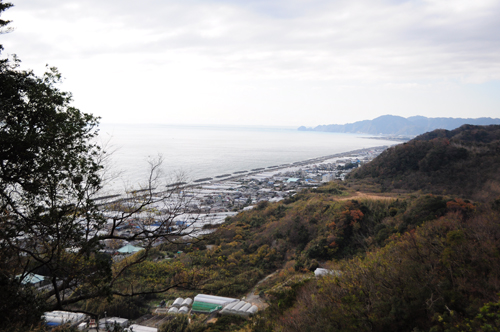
[183,146,387,212]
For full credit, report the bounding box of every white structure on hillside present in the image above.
[43,311,87,328]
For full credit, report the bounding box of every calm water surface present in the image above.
[98,124,396,192]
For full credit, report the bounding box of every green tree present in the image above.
[0,60,202,324]
[0,4,204,329]
[159,315,190,332]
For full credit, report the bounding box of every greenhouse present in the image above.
[193,294,238,305]
[168,307,179,314]
[220,301,259,318]
[191,294,238,313]
[43,311,87,327]
[191,301,222,313]
[172,297,184,307]
[178,306,190,314]
[181,298,193,307]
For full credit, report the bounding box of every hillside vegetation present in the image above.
[351,124,500,202]
[153,200,499,331]
[153,194,500,331]
[59,125,500,332]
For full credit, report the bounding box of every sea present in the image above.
[97,123,397,193]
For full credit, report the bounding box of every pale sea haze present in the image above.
[97,123,397,192]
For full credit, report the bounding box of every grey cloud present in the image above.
[4,0,500,83]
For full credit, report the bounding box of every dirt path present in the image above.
[244,271,279,310]
[337,191,397,201]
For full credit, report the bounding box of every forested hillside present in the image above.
[153,193,499,331]
[266,202,500,332]
[351,124,500,202]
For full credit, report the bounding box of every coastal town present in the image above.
[33,145,391,330]
[184,145,390,214]
[100,145,392,247]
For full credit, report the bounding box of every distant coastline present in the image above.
[361,136,412,142]
[96,144,396,203]
[191,144,396,186]
[98,123,399,195]
[299,115,500,136]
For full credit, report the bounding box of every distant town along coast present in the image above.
[165,145,392,215]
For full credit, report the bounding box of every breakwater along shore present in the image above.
[98,144,391,207]
[190,145,391,186]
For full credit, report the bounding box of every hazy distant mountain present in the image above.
[298,115,500,136]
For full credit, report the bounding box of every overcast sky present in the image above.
[2,0,500,127]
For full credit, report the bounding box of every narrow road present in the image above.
[244,271,279,310]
